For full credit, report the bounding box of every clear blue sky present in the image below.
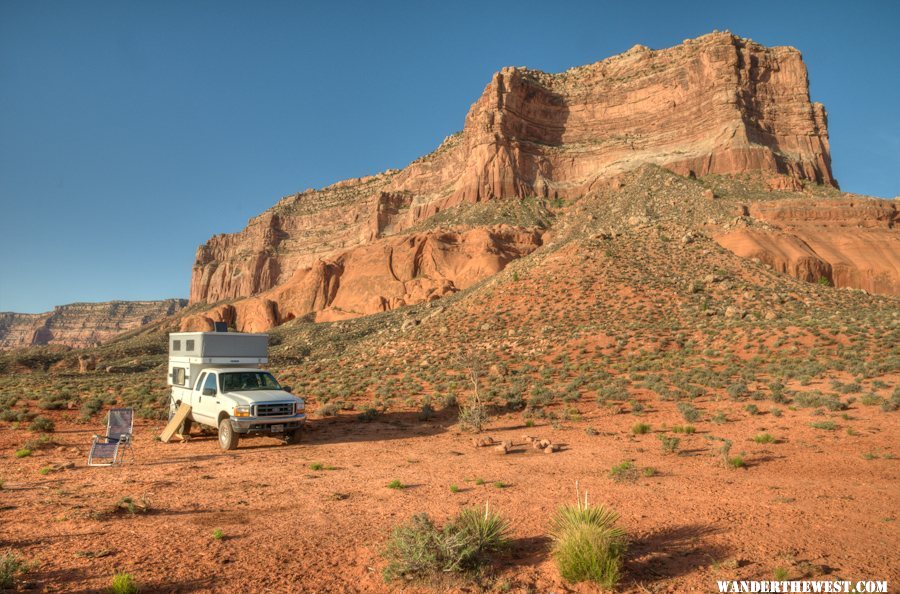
[1,1,898,313]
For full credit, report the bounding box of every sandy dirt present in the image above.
[2,387,898,594]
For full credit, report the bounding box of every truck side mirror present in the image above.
[202,388,216,396]
[282,385,292,393]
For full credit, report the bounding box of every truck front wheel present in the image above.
[218,418,239,451]
[284,428,302,445]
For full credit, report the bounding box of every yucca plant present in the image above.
[550,486,627,589]
[449,503,511,568]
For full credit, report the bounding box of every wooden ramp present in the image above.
[160,403,191,443]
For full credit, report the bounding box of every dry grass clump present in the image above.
[549,489,627,588]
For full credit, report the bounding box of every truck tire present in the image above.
[218,418,239,451]
[284,428,302,445]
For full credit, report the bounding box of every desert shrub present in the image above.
[727,382,748,400]
[672,425,695,434]
[382,505,510,582]
[609,461,638,483]
[549,492,627,588]
[317,403,340,417]
[677,402,701,422]
[80,397,104,420]
[657,434,680,454]
[631,423,650,435]
[417,402,435,421]
[810,421,836,431]
[458,398,489,433]
[38,394,68,410]
[0,552,30,589]
[109,572,139,594]
[29,416,54,433]
[727,455,746,469]
[754,433,774,444]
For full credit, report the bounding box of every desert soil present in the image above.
[2,387,898,593]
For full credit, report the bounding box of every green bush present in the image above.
[0,552,30,589]
[609,461,638,483]
[109,572,139,594]
[382,505,510,582]
[29,416,55,433]
[549,493,627,588]
[658,434,680,454]
[677,402,701,422]
[631,423,650,435]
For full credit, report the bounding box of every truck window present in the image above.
[220,372,281,392]
[195,372,207,391]
[172,367,186,386]
[203,373,218,394]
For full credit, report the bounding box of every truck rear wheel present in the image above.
[218,418,239,450]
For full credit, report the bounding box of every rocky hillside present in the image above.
[182,31,894,334]
[0,299,187,350]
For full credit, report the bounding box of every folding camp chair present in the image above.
[88,408,135,466]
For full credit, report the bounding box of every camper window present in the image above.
[172,367,186,386]
[172,340,181,351]
[186,339,195,351]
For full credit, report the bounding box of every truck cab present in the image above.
[167,331,305,450]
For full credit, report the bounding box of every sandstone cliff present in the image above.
[0,299,187,350]
[181,226,542,332]
[715,198,899,295]
[190,31,836,307]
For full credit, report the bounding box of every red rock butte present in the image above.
[184,31,896,333]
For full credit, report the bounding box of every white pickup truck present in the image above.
[167,331,305,450]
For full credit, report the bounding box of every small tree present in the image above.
[455,350,490,433]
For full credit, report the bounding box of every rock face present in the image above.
[715,199,899,295]
[0,300,187,350]
[181,226,541,332]
[190,32,836,310]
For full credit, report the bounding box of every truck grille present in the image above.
[255,403,294,417]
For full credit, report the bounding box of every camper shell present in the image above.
[167,331,269,390]
[167,331,305,450]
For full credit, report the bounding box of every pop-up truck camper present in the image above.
[165,330,305,450]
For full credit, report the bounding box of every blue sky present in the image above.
[1,1,898,313]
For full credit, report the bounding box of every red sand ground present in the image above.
[2,390,898,593]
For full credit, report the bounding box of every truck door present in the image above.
[195,372,219,425]
[189,372,207,423]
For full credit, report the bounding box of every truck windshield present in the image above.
[220,372,281,392]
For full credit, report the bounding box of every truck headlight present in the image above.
[233,405,251,418]
[295,401,305,415]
